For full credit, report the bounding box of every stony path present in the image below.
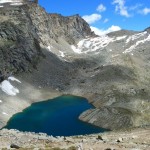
[0,128,149,150]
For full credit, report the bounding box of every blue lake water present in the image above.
[4,95,107,136]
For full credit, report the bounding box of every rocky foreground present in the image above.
[0,0,150,133]
[0,128,149,150]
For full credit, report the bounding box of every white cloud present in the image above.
[112,0,130,17]
[97,4,106,12]
[91,25,121,36]
[129,3,143,11]
[82,14,102,24]
[103,18,109,23]
[90,26,104,36]
[107,25,121,33]
[139,7,150,15]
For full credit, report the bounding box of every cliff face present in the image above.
[0,3,94,81]
[25,5,95,45]
[0,2,150,130]
[0,4,43,81]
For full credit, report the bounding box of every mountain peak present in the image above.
[49,13,95,44]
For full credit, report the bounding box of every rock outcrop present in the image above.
[49,13,95,44]
[0,4,44,81]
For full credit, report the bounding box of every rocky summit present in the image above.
[0,1,150,132]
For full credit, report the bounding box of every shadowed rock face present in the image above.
[0,3,150,130]
[0,21,43,80]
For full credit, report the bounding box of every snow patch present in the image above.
[0,100,2,103]
[123,34,150,53]
[0,0,24,6]
[8,76,21,83]
[71,45,82,54]
[115,36,127,41]
[10,2,23,6]
[0,5,4,7]
[0,0,22,4]
[2,112,8,115]
[126,32,147,43]
[90,75,95,77]
[71,36,115,54]
[136,34,150,45]
[71,33,147,55]
[123,45,136,53]
[59,51,65,57]
[47,46,52,52]
[112,54,120,58]
[0,80,20,96]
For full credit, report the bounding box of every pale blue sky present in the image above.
[39,0,150,33]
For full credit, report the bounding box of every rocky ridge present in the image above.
[0,2,150,131]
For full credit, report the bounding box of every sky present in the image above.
[9,0,150,35]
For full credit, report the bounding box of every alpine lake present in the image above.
[4,95,107,136]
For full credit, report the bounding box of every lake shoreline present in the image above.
[4,95,106,136]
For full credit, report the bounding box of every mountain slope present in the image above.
[0,2,150,130]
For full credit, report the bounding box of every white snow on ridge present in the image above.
[71,32,149,55]
[126,31,147,44]
[71,45,82,54]
[123,34,150,54]
[71,36,115,54]
[0,5,4,7]
[123,45,136,54]
[115,36,127,41]
[136,34,150,45]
